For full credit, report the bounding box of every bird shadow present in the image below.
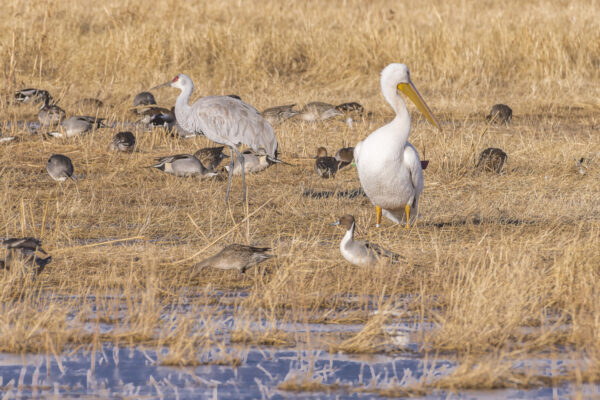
[424,216,536,229]
[302,187,366,199]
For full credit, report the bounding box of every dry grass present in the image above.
[1,0,600,395]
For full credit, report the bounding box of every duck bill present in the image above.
[150,82,172,91]
[397,81,441,130]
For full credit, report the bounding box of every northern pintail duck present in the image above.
[132,91,157,114]
[38,92,66,127]
[0,131,16,143]
[224,150,271,176]
[298,102,343,122]
[193,146,229,171]
[486,104,512,124]
[331,215,399,267]
[195,244,272,273]
[46,154,74,182]
[47,115,106,138]
[335,102,364,115]
[355,63,441,228]
[314,147,339,178]
[1,237,52,275]
[150,154,218,178]
[262,104,300,125]
[15,88,51,104]
[109,131,136,152]
[476,147,507,173]
[334,147,354,169]
[138,107,176,129]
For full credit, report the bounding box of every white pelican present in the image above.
[354,63,441,228]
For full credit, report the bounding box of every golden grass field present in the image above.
[1,0,600,396]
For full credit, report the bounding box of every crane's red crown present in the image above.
[172,76,179,82]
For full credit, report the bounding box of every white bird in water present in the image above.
[151,73,279,203]
[355,63,441,228]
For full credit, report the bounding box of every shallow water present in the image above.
[0,291,597,398]
[0,344,597,399]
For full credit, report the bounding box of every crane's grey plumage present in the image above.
[151,73,279,203]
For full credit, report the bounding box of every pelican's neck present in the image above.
[382,83,411,148]
[175,81,194,129]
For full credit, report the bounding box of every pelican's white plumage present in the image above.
[355,63,440,228]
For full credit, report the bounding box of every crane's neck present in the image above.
[382,84,411,149]
[174,81,194,131]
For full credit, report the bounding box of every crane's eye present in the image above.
[172,76,179,82]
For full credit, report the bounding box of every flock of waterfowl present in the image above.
[2,63,514,274]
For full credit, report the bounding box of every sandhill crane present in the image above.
[151,73,279,203]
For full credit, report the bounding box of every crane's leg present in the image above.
[232,147,246,203]
[405,204,411,229]
[376,206,382,227]
[225,147,235,203]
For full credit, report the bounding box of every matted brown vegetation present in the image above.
[1,0,599,395]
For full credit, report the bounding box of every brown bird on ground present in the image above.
[109,131,136,152]
[262,104,300,125]
[195,244,272,274]
[335,147,354,169]
[314,147,340,178]
[335,102,364,115]
[476,147,507,173]
[194,146,230,171]
[486,104,512,124]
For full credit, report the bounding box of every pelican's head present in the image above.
[151,73,193,92]
[381,63,441,130]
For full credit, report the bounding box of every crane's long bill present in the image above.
[150,82,171,91]
[398,81,441,130]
